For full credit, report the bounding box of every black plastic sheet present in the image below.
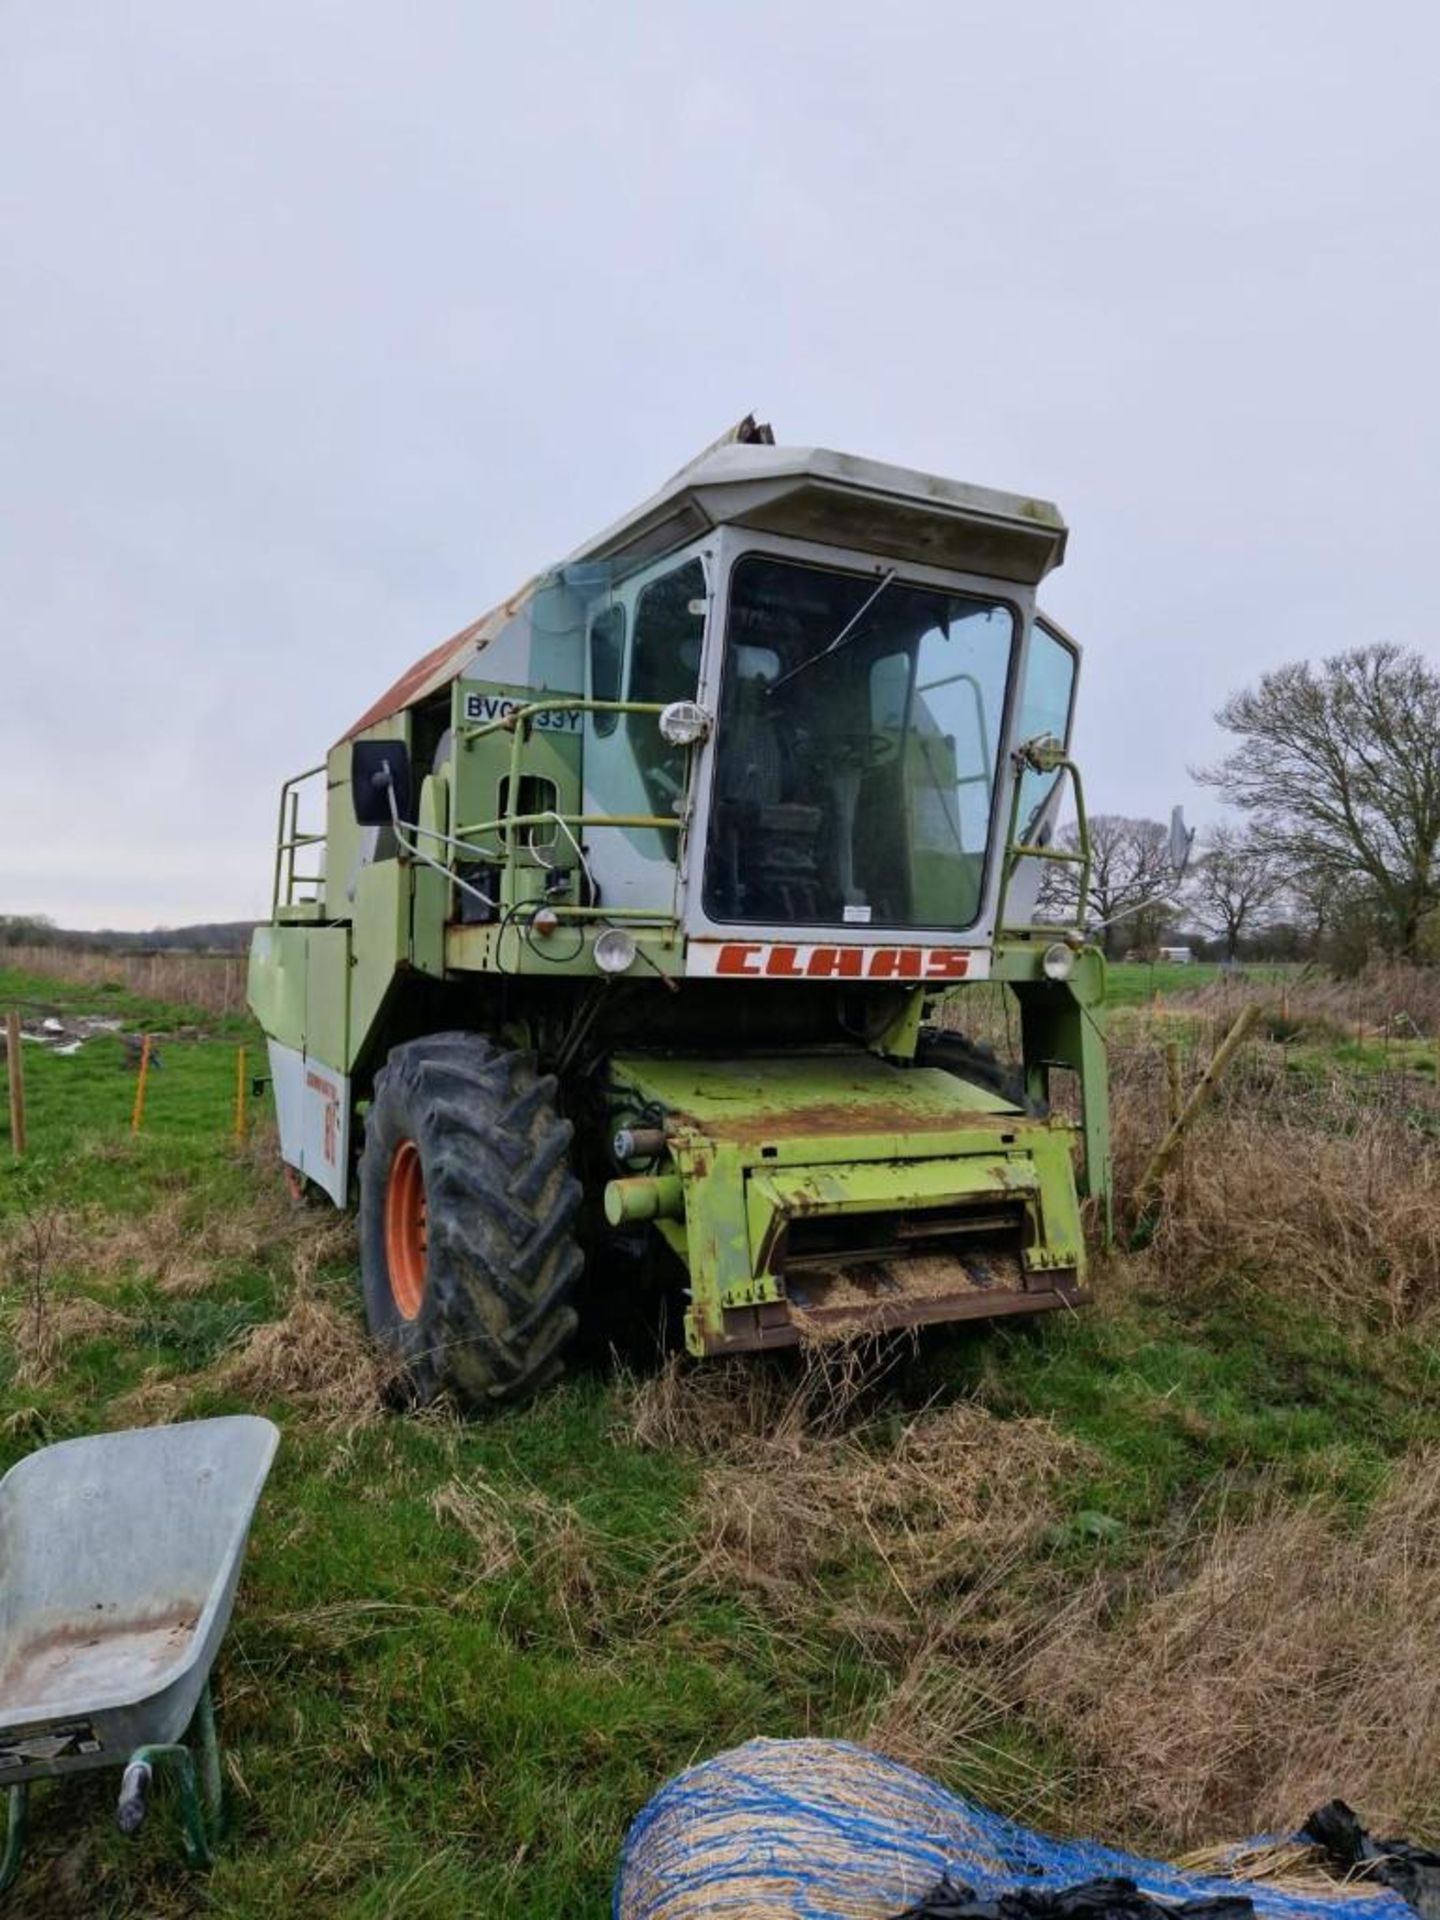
[1301,1801,1440,1920]
[894,1874,1257,1920]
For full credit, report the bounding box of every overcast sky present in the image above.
[4,2,1437,928]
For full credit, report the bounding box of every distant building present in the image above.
[1158,945,1195,965]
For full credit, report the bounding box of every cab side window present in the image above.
[1014,620,1078,835]
[627,559,706,849]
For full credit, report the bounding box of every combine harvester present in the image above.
[250,419,1112,1405]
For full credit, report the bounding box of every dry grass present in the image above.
[212,1292,396,1430]
[44,1295,136,1344]
[431,1475,528,1580]
[431,1471,608,1643]
[3,1209,65,1386]
[1172,1840,1390,1902]
[5,942,247,1015]
[691,1399,1078,1616]
[856,1600,1044,1793]
[1105,1027,1440,1323]
[96,1189,298,1294]
[1,1154,367,1430]
[1,1150,354,1302]
[1173,961,1440,1043]
[627,1360,1089,1788]
[624,1347,889,1455]
[0,1167,310,1300]
[1020,1450,1440,1847]
[1145,1104,1440,1322]
[0,1211,141,1385]
[931,964,1440,1325]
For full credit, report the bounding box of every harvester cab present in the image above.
[250,419,1109,1405]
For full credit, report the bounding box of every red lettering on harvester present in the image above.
[865,949,923,979]
[764,947,807,977]
[715,943,764,976]
[805,947,866,978]
[924,950,971,980]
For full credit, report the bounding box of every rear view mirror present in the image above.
[351,740,412,827]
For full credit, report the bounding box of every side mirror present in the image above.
[351,740,412,827]
[1169,805,1196,880]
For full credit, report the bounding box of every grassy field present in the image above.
[1098,958,1297,1006]
[0,960,1437,1918]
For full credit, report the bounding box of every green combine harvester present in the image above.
[249,418,1112,1405]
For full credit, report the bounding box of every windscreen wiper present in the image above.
[766,568,897,694]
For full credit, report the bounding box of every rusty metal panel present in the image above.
[338,585,538,742]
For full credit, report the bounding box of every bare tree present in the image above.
[1039,814,1176,957]
[1185,824,1283,960]
[1198,644,1440,956]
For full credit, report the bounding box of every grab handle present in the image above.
[117,1759,153,1837]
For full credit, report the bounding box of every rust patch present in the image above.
[339,578,539,741]
[0,1607,200,1708]
[342,626,480,740]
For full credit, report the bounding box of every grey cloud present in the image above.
[3,1,1436,924]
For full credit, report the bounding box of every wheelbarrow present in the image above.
[0,1415,279,1895]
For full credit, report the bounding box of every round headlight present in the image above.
[658,700,712,747]
[594,927,638,975]
[1042,941,1075,982]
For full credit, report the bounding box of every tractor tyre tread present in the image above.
[358,1030,582,1408]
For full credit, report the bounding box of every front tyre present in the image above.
[357,1032,583,1407]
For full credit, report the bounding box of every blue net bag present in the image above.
[614,1739,1410,1920]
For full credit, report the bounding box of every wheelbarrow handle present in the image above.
[116,1759,153,1837]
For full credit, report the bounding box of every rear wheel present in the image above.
[358,1032,583,1407]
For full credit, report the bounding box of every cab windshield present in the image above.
[703,554,1014,929]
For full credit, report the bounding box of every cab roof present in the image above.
[343,423,1067,740]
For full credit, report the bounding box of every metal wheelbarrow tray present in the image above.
[0,1415,279,1892]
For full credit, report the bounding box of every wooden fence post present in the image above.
[1165,1039,1183,1126]
[1132,1002,1262,1222]
[5,1011,25,1158]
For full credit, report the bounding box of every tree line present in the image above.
[4,645,1434,970]
[0,915,256,954]
[1041,642,1440,967]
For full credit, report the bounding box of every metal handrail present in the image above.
[457,694,667,744]
[271,765,327,917]
[995,749,1092,939]
[452,811,680,839]
[452,695,690,929]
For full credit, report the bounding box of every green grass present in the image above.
[1102,960,1298,1008]
[0,962,1436,1915]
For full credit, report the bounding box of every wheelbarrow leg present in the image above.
[0,1783,28,1897]
[192,1680,223,1830]
[168,1745,214,1871]
[116,1684,222,1871]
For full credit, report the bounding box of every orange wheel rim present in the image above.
[384,1139,427,1321]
